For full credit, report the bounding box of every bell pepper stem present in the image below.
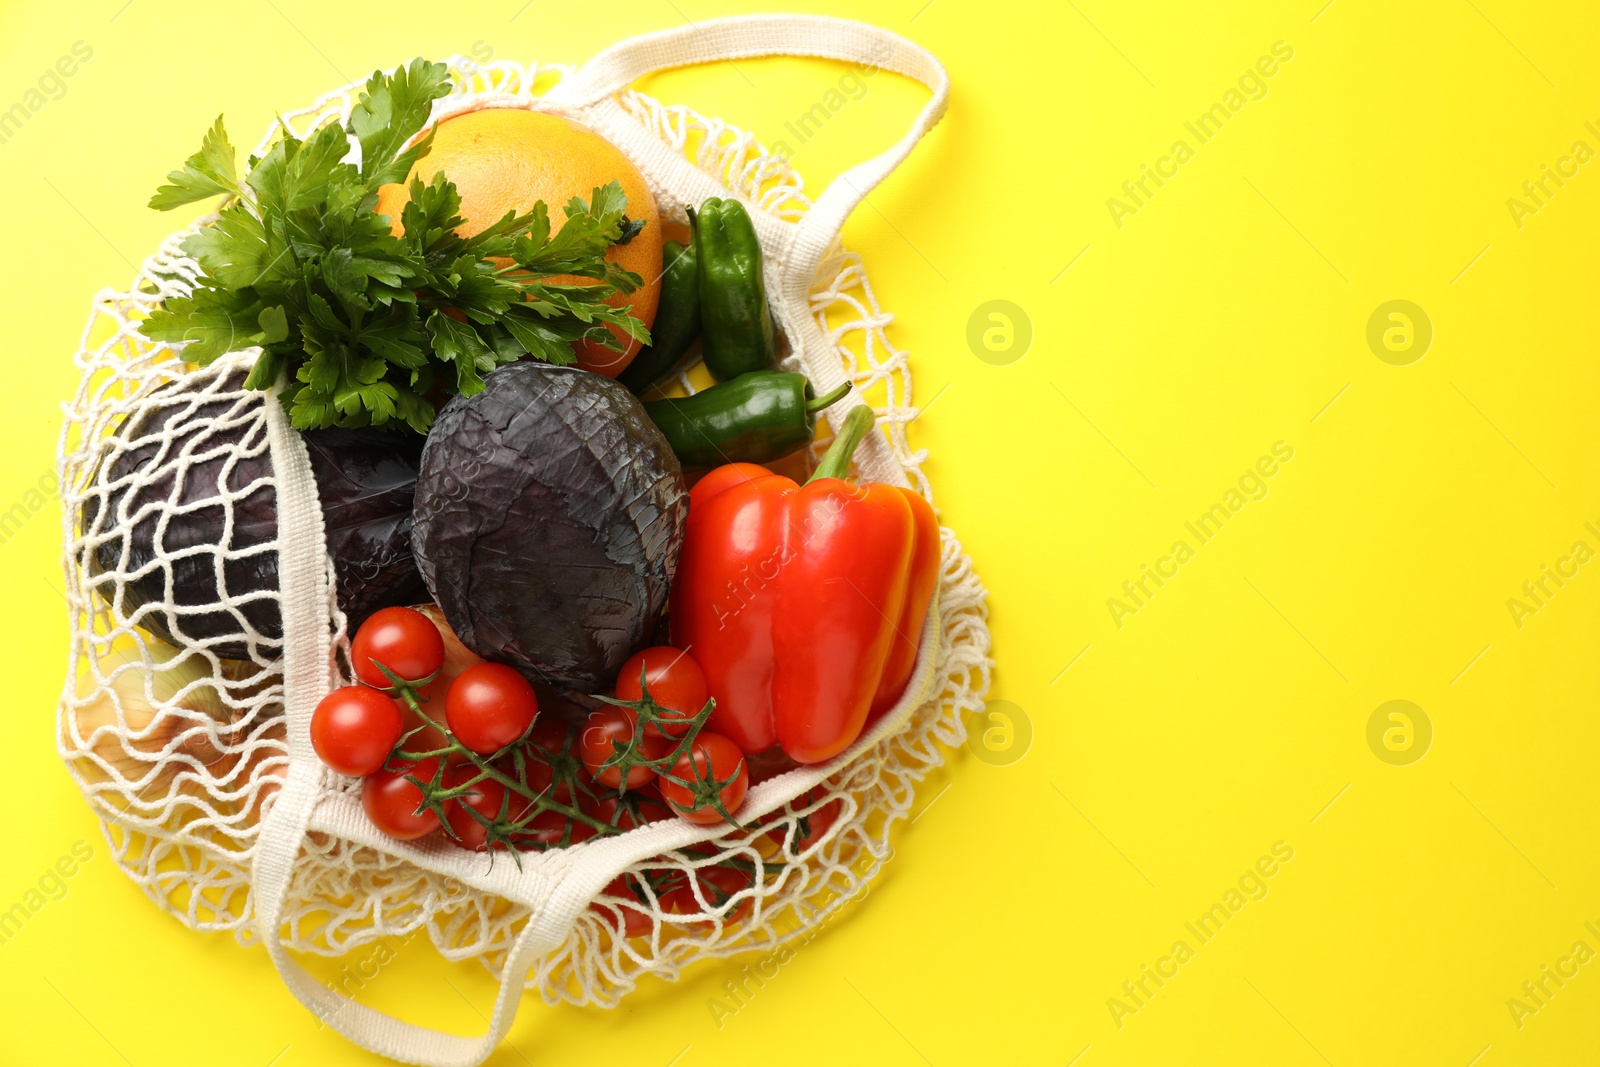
[807,404,875,483]
[804,380,852,414]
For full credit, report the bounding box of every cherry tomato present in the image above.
[444,762,547,851]
[615,646,709,738]
[459,776,599,851]
[444,774,502,851]
[589,793,675,832]
[630,794,676,828]
[578,707,669,789]
[361,758,442,840]
[397,701,448,757]
[523,714,570,756]
[658,732,748,826]
[518,717,583,803]
[438,762,494,851]
[351,606,446,688]
[662,863,754,921]
[446,663,539,755]
[524,788,654,847]
[766,787,843,854]
[592,873,656,937]
[520,750,567,804]
[310,685,404,777]
[520,808,598,848]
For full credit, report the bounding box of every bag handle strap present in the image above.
[256,812,570,1067]
[544,14,948,486]
[545,14,949,262]
[252,380,576,1066]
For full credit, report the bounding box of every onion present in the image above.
[64,640,240,811]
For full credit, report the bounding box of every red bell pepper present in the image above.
[669,406,940,764]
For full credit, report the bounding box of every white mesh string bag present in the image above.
[55,16,990,1066]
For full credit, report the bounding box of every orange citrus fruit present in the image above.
[374,108,662,377]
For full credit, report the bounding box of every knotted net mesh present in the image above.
[56,56,990,1009]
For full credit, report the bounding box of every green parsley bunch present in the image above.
[141,59,649,434]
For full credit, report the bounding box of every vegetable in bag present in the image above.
[84,378,426,659]
[669,407,941,763]
[411,362,687,690]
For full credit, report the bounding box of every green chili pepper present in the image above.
[644,371,851,467]
[696,198,777,381]
[619,236,701,394]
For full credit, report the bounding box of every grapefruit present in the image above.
[374,108,662,377]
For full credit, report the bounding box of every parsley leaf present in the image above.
[142,289,262,363]
[149,116,240,210]
[350,59,449,188]
[140,59,650,434]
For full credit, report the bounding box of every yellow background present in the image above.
[2,0,1597,1064]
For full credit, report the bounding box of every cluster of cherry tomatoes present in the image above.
[308,606,855,935]
[309,606,751,852]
